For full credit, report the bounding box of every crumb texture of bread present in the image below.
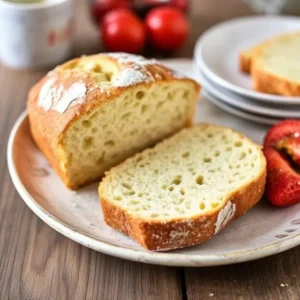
[99,124,266,251]
[27,53,200,189]
[252,33,300,96]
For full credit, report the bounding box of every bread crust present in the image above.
[239,52,252,74]
[99,125,267,251]
[27,53,200,189]
[239,44,267,74]
[252,62,300,97]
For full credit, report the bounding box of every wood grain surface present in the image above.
[0,0,299,299]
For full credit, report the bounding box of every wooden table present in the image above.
[1,1,300,299]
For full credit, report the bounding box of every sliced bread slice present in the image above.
[99,124,266,251]
[239,32,300,75]
[251,33,300,96]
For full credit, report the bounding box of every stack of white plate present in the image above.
[193,16,300,125]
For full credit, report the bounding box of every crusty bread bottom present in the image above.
[101,175,265,251]
[253,65,300,97]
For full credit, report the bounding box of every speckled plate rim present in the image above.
[7,111,300,267]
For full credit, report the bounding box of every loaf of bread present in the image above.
[99,124,266,251]
[27,53,200,189]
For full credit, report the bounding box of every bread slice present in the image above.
[239,32,300,75]
[99,124,266,251]
[27,53,200,189]
[251,33,300,96]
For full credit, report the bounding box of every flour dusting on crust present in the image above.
[38,78,58,111]
[214,201,236,234]
[38,53,188,112]
[107,53,158,66]
[107,53,155,86]
[53,82,86,113]
[114,67,151,87]
[107,52,185,86]
[38,79,86,113]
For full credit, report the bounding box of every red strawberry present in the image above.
[263,119,300,207]
[264,147,300,207]
[264,119,300,145]
[276,134,300,166]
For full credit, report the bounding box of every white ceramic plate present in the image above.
[203,90,282,125]
[7,60,300,267]
[198,69,300,118]
[194,16,300,104]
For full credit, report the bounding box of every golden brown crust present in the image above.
[27,53,200,189]
[99,125,267,251]
[252,62,300,97]
[239,52,252,74]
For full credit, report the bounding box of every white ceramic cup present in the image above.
[0,0,73,69]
